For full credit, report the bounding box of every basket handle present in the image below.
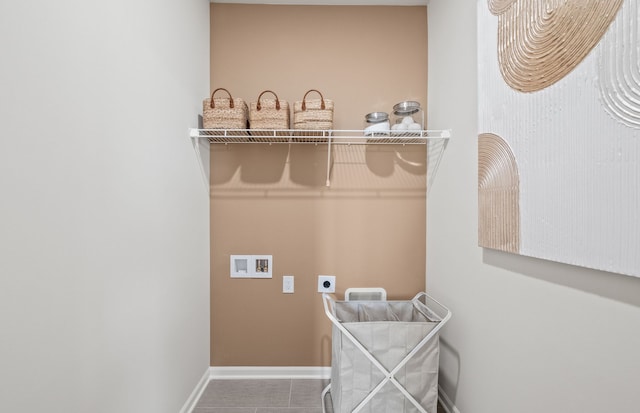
[301,89,325,111]
[256,90,281,111]
[210,88,235,109]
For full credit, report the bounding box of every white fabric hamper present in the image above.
[322,293,451,413]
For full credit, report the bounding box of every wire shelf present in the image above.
[189,128,451,189]
[190,128,450,145]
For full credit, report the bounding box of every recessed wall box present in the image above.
[230,255,272,278]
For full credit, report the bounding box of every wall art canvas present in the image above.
[478,0,640,277]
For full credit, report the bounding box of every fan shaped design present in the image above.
[491,0,623,92]
[478,133,520,253]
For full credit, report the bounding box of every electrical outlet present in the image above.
[318,275,336,293]
[283,275,294,293]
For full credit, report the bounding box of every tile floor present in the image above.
[194,379,446,413]
[194,379,330,413]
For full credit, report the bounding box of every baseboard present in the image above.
[209,366,331,380]
[438,385,462,413]
[179,367,211,413]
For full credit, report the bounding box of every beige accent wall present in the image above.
[210,4,428,366]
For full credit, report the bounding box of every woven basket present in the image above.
[292,89,333,142]
[294,89,333,131]
[249,90,290,138]
[203,88,248,133]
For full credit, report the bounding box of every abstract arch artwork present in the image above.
[478,133,520,254]
[478,0,640,277]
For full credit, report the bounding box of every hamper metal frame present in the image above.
[321,292,451,413]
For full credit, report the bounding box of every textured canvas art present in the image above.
[478,0,640,277]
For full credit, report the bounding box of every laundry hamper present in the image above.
[322,292,451,413]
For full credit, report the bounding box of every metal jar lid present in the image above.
[393,101,421,115]
[365,112,389,123]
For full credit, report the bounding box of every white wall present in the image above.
[427,1,640,412]
[0,1,210,412]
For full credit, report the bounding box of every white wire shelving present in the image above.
[189,128,451,188]
[189,128,449,145]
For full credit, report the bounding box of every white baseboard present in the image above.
[438,385,461,413]
[179,367,211,413]
[209,366,331,380]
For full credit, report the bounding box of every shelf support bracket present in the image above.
[189,129,211,194]
[326,134,333,187]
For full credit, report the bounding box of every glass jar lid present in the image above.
[365,112,389,123]
[393,101,421,115]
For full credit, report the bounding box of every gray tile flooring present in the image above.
[194,379,445,413]
[194,379,331,413]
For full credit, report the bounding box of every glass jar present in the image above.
[391,101,424,134]
[364,112,390,136]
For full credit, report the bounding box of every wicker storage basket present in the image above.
[294,89,333,131]
[249,90,290,138]
[202,88,248,133]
